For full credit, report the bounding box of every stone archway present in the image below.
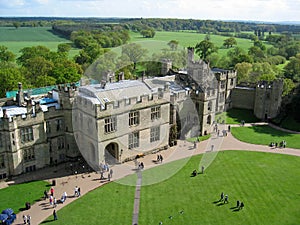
[105,142,119,165]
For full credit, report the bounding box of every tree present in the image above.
[282,78,295,96]
[235,62,252,83]
[284,54,300,82]
[0,45,15,62]
[122,43,148,70]
[168,40,179,51]
[0,67,26,97]
[12,22,20,29]
[195,40,217,61]
[140,28,155,38]
[17,46,51,67]
[223,37,237,48]
[57,43,71,54]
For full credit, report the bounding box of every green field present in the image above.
[0,27,79,57]
[129,31,266,58]
[41,151,300,225]
[231,125,300,149]
[0,180,49,214]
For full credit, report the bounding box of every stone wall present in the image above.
[231,87,255,110]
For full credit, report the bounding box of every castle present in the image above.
[0,47,283,178]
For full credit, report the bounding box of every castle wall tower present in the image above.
[161,59,172,76]
[254,80,283,120]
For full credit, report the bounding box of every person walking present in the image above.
[27,215,31,225]
[220,192,224,201]
[23,214,27,224]
[224,194,229,203]
[109,168,113,178]
[53,210,58,220]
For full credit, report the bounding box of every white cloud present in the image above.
[0,0,299,21]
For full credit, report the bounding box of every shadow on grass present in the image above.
[40,219,54,223]
[251,126,293,138]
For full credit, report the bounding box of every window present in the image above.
[208,101,212,111]
[46,121,51,134]
[56,119,63,131]
[0,155,5,168]
[23,148,35,162]
[230,78,234,86]
[57,137,65,150]
[129,111,139,126]
[150,126,160,142]
[207,115,211,125]
[128,132,139,149]
[151,106,161,120]
[104,116,117,133]
[220,81,226,89]
[20,127,34,142]
[25,165,36,173]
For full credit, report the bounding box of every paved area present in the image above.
[6,123,300,225]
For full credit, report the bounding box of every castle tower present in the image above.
[254,80,283,120]
[161,58,172,75]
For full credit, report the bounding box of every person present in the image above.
[228,125,231,132]
[236,200,240,208]
[49,195,53,206]
[224,194,228,203]
[194,141,197,148]
[27,215,31,225]
[53,210,57,220]
[157,154,160,162]
[220,192,224,201]
[74,186,79,197]
[50,187,54,196]
[192,169,197,177]
[23,214,27,224]
[109,168,113,178]
[78,187,81,197]
[53,197,57,207]
[160,155,163,163]
[44,190,48,200]
[201,166,205,174]
[100,170,104,180]
[239,202,244,210]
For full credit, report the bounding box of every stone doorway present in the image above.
[105,142,119,164]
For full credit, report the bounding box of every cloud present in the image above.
[0,0,299,21]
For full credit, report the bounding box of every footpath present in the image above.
[8,123,300,225]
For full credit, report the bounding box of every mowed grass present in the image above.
[0,27,79,57]
[216,108,260,124]
[0,180,49,214]
[42,151,300,225]
[231,125,300,149]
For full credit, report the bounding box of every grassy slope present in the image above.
[0,180,49,214]
[0,27,79,57]
[231,125,300,149]
[215,108,260,125]
[41,151,300,225]
[130,31,269,58]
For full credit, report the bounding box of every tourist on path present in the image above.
[53,210,57,220]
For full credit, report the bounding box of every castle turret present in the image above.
[16,82,24,106]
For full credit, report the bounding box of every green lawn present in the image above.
[215,108,260,124]
[187,134,211,142]
[280,115,300,132]
[0,180,49,214]
[42,151,300,225]
[231,125,300,149]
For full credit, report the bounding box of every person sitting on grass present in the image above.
[192,169,197,177]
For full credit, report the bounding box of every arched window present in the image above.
[207,115,211,125]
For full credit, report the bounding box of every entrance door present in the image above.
[105,143,119,164]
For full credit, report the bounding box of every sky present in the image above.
[0,0,299,22]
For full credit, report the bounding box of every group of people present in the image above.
[22,214,31,224]
[99,163,113,181]
[269,140,287,148]
[219,192,244,210]
[156,154,164,163]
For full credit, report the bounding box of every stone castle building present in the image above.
[0,48,283,179]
